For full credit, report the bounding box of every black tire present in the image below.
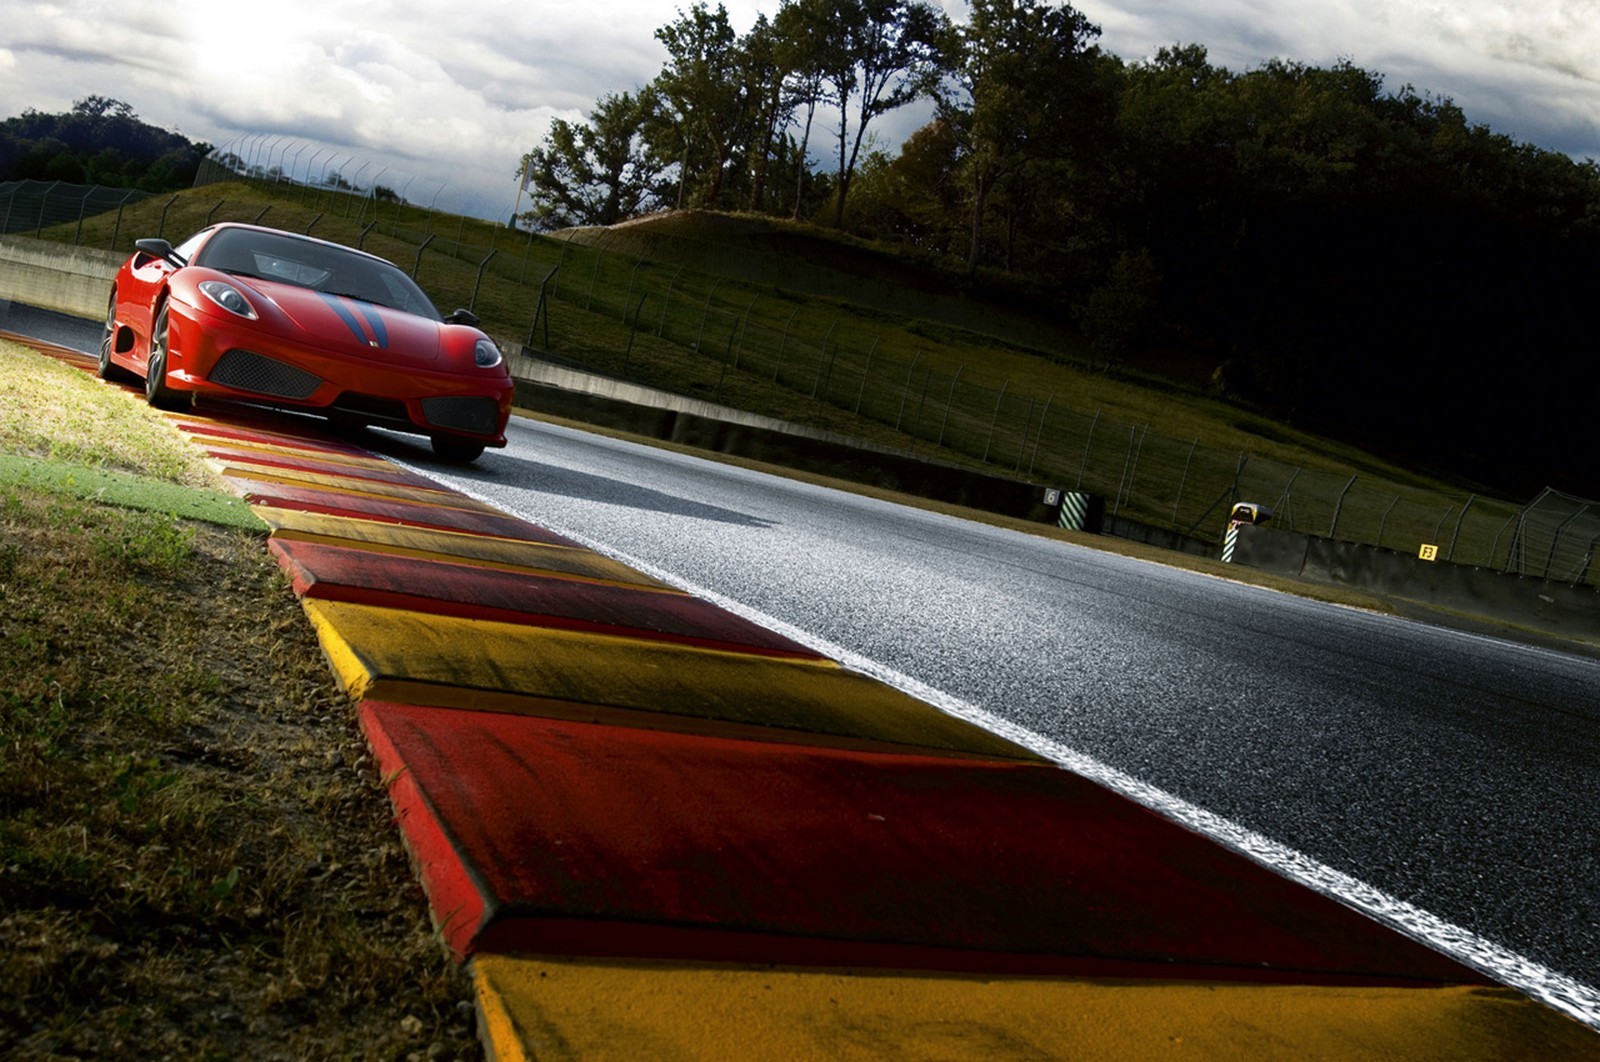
[144,304,190,411]
[97,291,133,383]
[431,435,485,463]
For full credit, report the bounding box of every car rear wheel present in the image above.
[431,435,485,463]
[97,291,134,383]
[144,304,190,411]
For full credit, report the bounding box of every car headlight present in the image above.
[473,338,503,368]
[198,280,258,320]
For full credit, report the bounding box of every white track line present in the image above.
[410,462,1600,1032]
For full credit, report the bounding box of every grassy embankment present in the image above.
[51,181,1535,577]
[0,342,481,1058]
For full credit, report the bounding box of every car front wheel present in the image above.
[144,304,190,411]
[97,291,133,383]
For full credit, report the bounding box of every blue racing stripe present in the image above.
[317,292,369,346]
[353,302,388,348]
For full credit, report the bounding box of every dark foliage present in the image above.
[0,97,210,192]
[543,0,1600,494]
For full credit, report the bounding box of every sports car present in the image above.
[100,222,513,462]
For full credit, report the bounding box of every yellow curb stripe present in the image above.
[304,599,1041,761]
[472,954,1598,1062]
[212,456,460,497]
[257,507,674,589]
[193,435,398,470]
[221,466,497,510]
[304,599,377,701]
[225,470,500,513]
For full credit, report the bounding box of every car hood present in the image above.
[247,279,442,366]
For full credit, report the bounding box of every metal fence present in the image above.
[16,168,1587,586]
[0,180,148,244]
[1504,489,1600,584]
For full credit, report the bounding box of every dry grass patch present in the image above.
[0,344,481,1058]
[0,341,217,488]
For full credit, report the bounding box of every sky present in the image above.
[3,0,1599,221]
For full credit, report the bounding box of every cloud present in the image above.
[4,0,1599,220]
[1078,0,1600,157]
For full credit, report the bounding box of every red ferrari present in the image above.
[100,223,513,461]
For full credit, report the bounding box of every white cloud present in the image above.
[3,0,1599,221]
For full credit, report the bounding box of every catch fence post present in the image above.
[853,337,880,415]
[731,295,758,372]
[411,234,435,279]
[1172,438,1198,525]
[658,265,684,337]
[1076,408,1101,490]
[623,257,646,325]
[622,292,648,376]
[894,354,921,431]
[73,185,93,245]
[469,249,499,312]
[1328,474,1358,539]
[935,366,964,447]
[526,266,559,350]
[811,317,839,397]
[1376,495,1400,550]
[774,305,799,382]
[694,278,724,353]
[109,191,136,249]
[1027,394,1053,476]
[1446,495,1476,562]
[982,378,1010,462]
[158,193,180,238]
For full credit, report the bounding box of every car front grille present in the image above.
[422,396,499,436]
[209,349,323,400]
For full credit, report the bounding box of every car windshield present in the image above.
[192,227,440,319]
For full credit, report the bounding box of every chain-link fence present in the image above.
[0,180,148,245]
[15,165,1583,585]
[1504,490,1600,585]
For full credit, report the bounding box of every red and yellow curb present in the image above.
[17,338,1596,1058]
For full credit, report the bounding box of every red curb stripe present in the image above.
[243,487,582,546]
[361,701,1492,987]
[178,420,372,456]
[223,472,501,514]
[1,331,94,365]
[204,448,454,491]
[270,537,821,660]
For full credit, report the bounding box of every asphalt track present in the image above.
[399,417,1600,1013]
[8,323,1600,1056]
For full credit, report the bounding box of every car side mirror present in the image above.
[134,238,186,268]
[444,308,480,327]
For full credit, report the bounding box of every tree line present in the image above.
[520,0,1600,494]
[0,96,211,192]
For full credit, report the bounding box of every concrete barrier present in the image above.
[1234,524,1600,641]
[511,375,1066,524]
[0,235,119,319]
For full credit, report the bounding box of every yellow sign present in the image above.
[1418,544,1439,562]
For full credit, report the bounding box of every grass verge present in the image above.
[0,341,481,1058]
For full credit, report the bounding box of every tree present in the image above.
[773,0,843,219]
[650,3,749,209]
[0,97,208,190]
[516,90,668,230]
[823,0,946,227]
[936,0,1104,272]
[739,14,793,212]
[71,96,136,121]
